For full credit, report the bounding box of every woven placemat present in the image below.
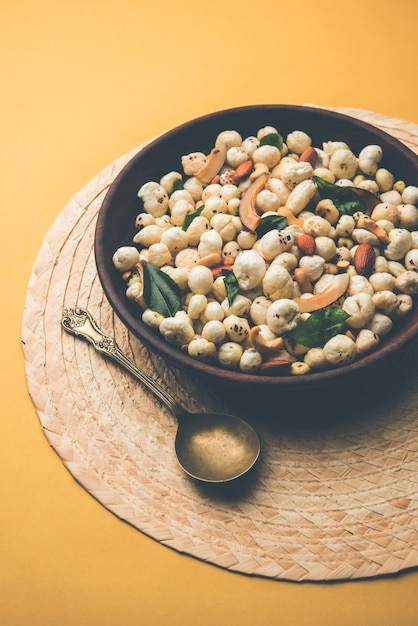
[22,108,418,581]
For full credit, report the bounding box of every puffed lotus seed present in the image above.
[147,243,171,267]
[221,294,252,318]
[355,329,380,355]
[365,313,393,338]
[290,361,311,376]
[226,146,249,168]
[250,296,272,325]
[174,248,200,268]
[135,213,155,229]
[233,250,266,290]
[112,246,140,271]
[160,227,188,254]
[183,177,204,201]
[266,299,300,335]
[258,230,294,261]
[239,348,263,373]
[187,294,208,319]
[201,301,225,324]
[342,292,375,329]
[286,130,311,154]
[394,271,418,296]
[262,264,294,301]
[252,145,281,169]
[405,249,418,271]
[285,179,317,214]
[329,149,358,179]
[396,294,414,316]
[168,189,194,208]
[181,152,207,176]
[223,315,250,342]
[323,335,357,365]
[160,171,183,194]
[142,309,165,329]
[358,158,378,177]
[198,229,223,256]
[211,213,237,242]
[170,199,194,226]
[216,130,242,149]
[187,337,217,361]
[185,216,210,247]
[402,186,418,205]
[159,317,194,346]
[201,196,228,221]
[314,236,337,261]
[358,145,383,162]
[217,342,243,369]
[202,320,226,344]
[397,204,418,229]
[375,168,395,192]
[368,272,395,292]
[372,290,400,315]
[201,184,222,202]
[304,347,327,370]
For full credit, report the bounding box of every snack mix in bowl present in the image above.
[102,108,418,383]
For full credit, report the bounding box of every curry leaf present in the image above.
[260,132,284,151]
[182,205,205,231]
[142,261,182,317]
[286,306,351,348]
[255,214,288,237]
[313,176,367,216]
[172,178,184,192]
[406,223,418,232]
[222,270,240,307]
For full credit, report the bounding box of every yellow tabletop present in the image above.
[2,1,418,624]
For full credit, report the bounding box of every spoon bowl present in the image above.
[174,411,260,482]
[62,308,260,483]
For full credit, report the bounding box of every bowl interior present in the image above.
[95,105,418,391]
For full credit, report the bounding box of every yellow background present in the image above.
[2,1,418,624]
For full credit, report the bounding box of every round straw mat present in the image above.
[22,108,418,582]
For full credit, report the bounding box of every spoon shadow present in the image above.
[192,461,264,502]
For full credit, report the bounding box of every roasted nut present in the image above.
[299,146,318,167]
[353,243,376,276]
[293,267,313,293]
[249,325,284,355]
[232,159,253,183]
[296,233,316,255]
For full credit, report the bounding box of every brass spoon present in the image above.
[62,308,260,483]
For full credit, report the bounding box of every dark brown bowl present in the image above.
[94,105,418,395]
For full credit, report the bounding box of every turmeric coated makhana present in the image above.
[112,125,418,375]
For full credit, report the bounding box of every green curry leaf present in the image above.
[172,178,184,192]
[286,306,351,348]
[313,175,367,216]
[182,205,205,231]
[260,132,284,151]
[142,261,182,317]
[255,214,288,237]
[222,270,240,307]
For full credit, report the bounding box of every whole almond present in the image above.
[296,233,316,255]
[232,159,253,183]
[353,243,376,276]
[299,146,318,167]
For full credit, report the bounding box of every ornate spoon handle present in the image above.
[61,307,180,417]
